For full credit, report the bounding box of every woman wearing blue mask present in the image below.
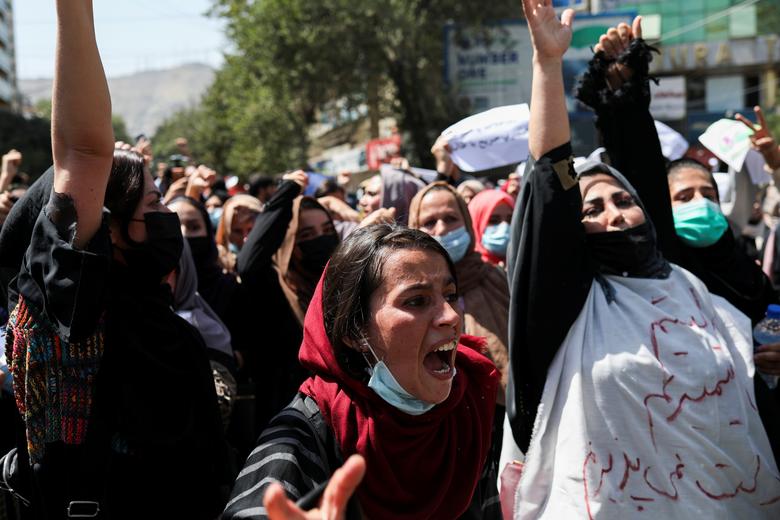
[576,18,780,462]
[469,189,516,267]
[408,181,510,406]
[224,225,501,520]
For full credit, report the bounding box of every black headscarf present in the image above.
[7,178,234,515]
[167,196,239,319]
[506,149,671,454]
[0,167,54,310]
[575,158,671,281]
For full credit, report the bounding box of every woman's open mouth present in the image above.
[423,339,457,380]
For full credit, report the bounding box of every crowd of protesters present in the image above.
[1,1,780,519]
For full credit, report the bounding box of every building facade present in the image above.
[599,0,780,140]
[0,0,18,110]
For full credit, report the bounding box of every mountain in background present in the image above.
[19,63,215,138]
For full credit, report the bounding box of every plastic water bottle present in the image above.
[752,304,780,390]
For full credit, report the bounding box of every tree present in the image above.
[111,115,131,144]
[209,0,518,168]
[0,110,52,181]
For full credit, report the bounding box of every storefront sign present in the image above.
[650,35,780,74]
[444,14,633,115]
[650,76,686,120]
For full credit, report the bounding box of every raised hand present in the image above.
[525,1,574,157]
[736,106,780,170]
[593,16,642,59]
[282,170,309,190]
[264,454,365,520]
[592,16,642,90]
[359,207,396,228]
[0,149,22,192]
[521,0,574,62]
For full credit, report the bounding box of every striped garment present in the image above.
[223,393,501,520]
[222,393,356,519]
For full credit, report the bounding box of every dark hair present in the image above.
[105,149,147,242]
[667,157,711,178]
[248,174,275,198]
[315,178,344,198]
[322,225,456,381]
[167,195,215,239]
[666,157,718,201]
[300,196,325,212]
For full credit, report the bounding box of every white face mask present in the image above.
[361,337,447,416]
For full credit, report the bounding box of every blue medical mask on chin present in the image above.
[208,207,223,229]
[434,226,470,263]
[481,221,510,256]
[673,198,728,248]
[361,337,445,416]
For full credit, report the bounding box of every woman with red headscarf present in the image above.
[223,225,500,520]
[469,189,516,267]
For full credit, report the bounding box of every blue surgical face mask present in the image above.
[362,337,447,416]
[208,207,223,229]
[481,221,510,257]
[434,226,470,263]
[673,198,728,248]
[228,242,241,255]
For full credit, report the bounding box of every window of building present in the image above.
[687,75,707,113]
[745,75,760,109]
[706,75,745,113]
[730,5,757,38]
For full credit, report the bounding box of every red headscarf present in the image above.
[468,189,515,265]
[299,277,498,520]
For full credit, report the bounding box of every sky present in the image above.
[14,0,229,79]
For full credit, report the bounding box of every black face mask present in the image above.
[186,236,215,265]
[297,233,339,275]
[119,212,184,283]
[585,222,668,278]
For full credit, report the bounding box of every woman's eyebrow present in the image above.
[399,282,432,292]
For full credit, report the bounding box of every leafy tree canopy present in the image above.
[189,0,518,174]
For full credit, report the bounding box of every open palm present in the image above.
[522,0,574,60]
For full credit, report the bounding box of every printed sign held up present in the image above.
[698,118,754,172]
[441,104,530,172]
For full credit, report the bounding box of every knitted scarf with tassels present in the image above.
[7,296,104,463]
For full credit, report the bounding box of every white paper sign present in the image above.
[698,118,754,172]
[441,104,530,172]
[654,120,689,160]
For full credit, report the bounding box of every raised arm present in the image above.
[575,19,680,258]
[525,0,573,157]
[507,1,593,452]
[236,172,305,286]
[52,0,114,249]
